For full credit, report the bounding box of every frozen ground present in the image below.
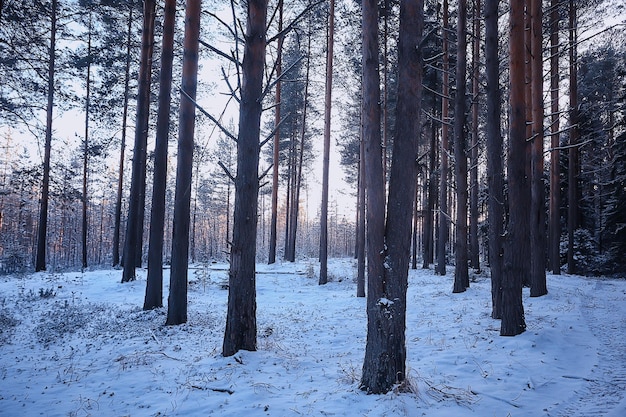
[0,258,624,416]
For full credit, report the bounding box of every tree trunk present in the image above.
[319,0,334,285]
[222,0,267,356]
[113,3,133,268]
[502,0,527,336]
[423,119,436,268]
[357,126,366,297]
[436,0,450,276]
[82,13,92,271]
[549,0,561,275]
[453,0,469,293]
[121,0,156,282]
[166,0,200,325]
[35,0,57,272]
[567,0,579,274]
[469,0,481,272]
[530,0,547,297]
[360,0,386,392]
[361,0,424,394]
[485,0,503,319]
[145,0,176,311]
[268,0,283,265]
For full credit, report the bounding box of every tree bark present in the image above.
[112,3,133,268]
[222,0,267,356]
[357,124,366,297]
[567,0,579,274]
[423,119,436,268]
[145,0,176,311]
[35,0,57,272]
[436,0,450,276]
[549,0,561,275]
[485,0,503,319]
[121,0,156,282]
[166,0,200,325]
[268,0,283,265]
[361,0,424,394]
[469,0,481,272]
[530,0,547,296]
[82,12,92,271]
[502,0,527,336]
[453,0,469,293]
[319,0,335,285]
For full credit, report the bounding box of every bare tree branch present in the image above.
[218,160,236,183]
[179,87,238,143]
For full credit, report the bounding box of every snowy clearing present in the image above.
[0,258,625,416]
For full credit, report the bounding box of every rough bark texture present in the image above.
[319,0,334,285]
[121,0,155,282]
[502,0,527,336]
[485,0,503,319]
[530,0,547,297]
[361,0,423,394]
[549,0,561,275]
[145,0,176,311]
[166,0,200,325]
[222,0,267,357]
[35,0,57,272]
[453,0,469,294]
[359,0,386,393]
[357,133,366,298]
[82,14,91,271]
[436,0,450,276]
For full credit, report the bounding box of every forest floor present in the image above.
[0,258,625,417]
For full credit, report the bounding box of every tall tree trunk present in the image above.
[35,0,57,272]
[423,119,436,268]
[359,0,385,391]
[567,0,579,274]
[549,0,561,275]
[357,125,366,297]
[469,0,481,271]
[530,0,547,296]
[223,0,267,356]
[145,0,176,311]
[485,0,503,319]
[436,0,450,276]
[113,4,133,267]
[166,0,200,325]
[82,13,92,271]
[121,0,156,282]
[361,0,424,394]
[502,0,527,336]
[319,0,335,285]
[268,0,283,265]
[453,0,469,293]
[521,0,532,288]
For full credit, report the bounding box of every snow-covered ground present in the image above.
[0,258,624,416]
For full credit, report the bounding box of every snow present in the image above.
[0,259,625,417]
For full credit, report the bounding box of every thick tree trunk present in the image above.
[453,0,469,293]
[222,0,267,356]
[469,0,481,272]
[145,0,176,311]
[35,0,57,272]
[502,0,527,336]
[121,0,156,282]
[530,0,547,297]
[436,0,450,276]
[549,0,561,275]
[485,0,503,319]
[361,0,424,394]
[360,0,386,393]
[113,4,133,268]
[319,0,335,285]
[166,0,200,325]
